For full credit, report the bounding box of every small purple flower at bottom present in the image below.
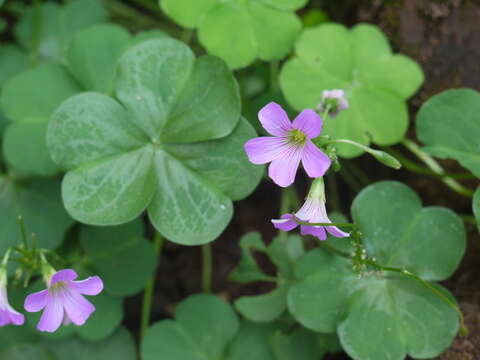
[317,89,349,118]
[0,271,24,326]
[272,178,349,241]
[244,102,331,187]
[24,269,103,333]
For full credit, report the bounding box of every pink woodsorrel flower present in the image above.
[0,269,24,326]
[317,89,349,118]
[244,102,331,187]
[24,269,103,333]
[272,178,349,240]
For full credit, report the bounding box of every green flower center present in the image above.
[50,281,67,293]
[288,129,307,146]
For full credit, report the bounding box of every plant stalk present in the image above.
[401,139,474,197]
[202,243,213,293]
[140,232,164,339]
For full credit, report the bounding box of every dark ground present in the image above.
[129,1,480,359]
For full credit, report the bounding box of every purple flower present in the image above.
[0,274,24,326]
[272,178,349,241]
[24,269,103,333]
[317,89,349,118]
[244,102,331,187]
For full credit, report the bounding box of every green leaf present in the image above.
[0,344,51,360]
[15,0,108,62]
[352,181,466,281]
[235,285,288,323]
[1,63,80,122]
[231,233,303,323]
[80,219,157,296]
[161,0,304,69]
[416,88,480,177]
[66,24,131,94]
[229,232,271,284]
[269,327,329,360]
[225,321,275,360]
[280,23,424,157]
[48,38,260,245]
[474,187,480,233]
[0,62,80,176]
[75,294,123,341]
[48,327,136,360]
[142,294,239,360]
[0,177,74,253]
[0,45,28,87]
[3,121,59,176]
[288,181,464,360]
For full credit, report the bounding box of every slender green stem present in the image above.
[30,0,42,66]
[269,61,279,92]
[181,28,194,45]
[202,243,213,293]
[17,216,29,250]
[293,215,357,229]
[401,139,475,197]
[140,232,164,339]
[321,105,331,122]
[383,146,476,180]
[366,259,468,336]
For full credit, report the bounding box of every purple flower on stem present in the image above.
[0,270,24,326]
[244,102,331,187]
[317,89,349,118]
[272,178,349,241]
[24,269,103,333]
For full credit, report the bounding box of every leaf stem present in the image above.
[140,231,164,339]
[401,139,475,197]
[202,243,212,293]
[181,28,194,45]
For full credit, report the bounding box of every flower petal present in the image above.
[72,276,104,296]
[301,225,327,240]
[63,290,95,326]
[37,295,63,333]
[268,146,303,187]
[258,102,292,136]
[244,137,288,164]
[50,269,78,285]
[272,214,298,231]
[292,109,322,139]
[326,226,350,238]
[301,141,331,178]
[24,289,48,312]
[7,308,25,325]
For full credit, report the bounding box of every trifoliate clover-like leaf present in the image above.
[0,24,165,177]
[280,23,424,157]
[288,181,465,360]
[416,88,480,177]
[14,0,108,62]
[47,38,262,245]
[160,0,307,69]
